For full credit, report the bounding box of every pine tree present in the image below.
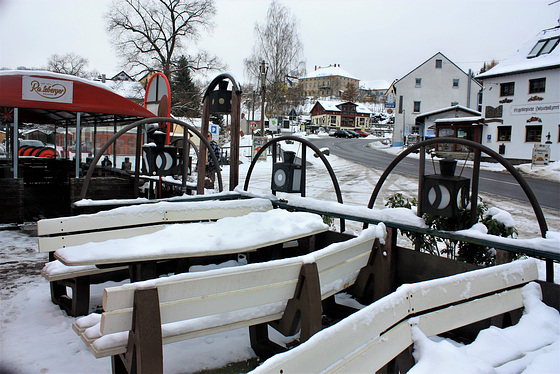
[170,56,201,118]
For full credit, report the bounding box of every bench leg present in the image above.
[112,287,163,374]
[50,277,90,317]
[250,262,322,358]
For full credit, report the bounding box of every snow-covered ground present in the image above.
[1,135,558,373]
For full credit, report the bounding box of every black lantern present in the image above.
[142,132,178,176]
[272,151,302,193]
[208,80,232,114]
[420,158,470,218]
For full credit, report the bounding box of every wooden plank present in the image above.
[41,261,128,282]
[407,259,538,314]
[38,225,166,253]
[37,198,272,236]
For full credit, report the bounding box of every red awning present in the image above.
[0,71,155,126]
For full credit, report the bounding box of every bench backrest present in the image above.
[37,198,272,253]
[249,259,539,374]
[98,228,380,336]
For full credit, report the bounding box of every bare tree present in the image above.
[106,0,222,79]
[341,82,358,102]
[244,1,306,118]
[46,53,90,77]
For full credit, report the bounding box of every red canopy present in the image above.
[0,71,155,125]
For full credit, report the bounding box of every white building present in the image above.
[476,26,560,162]
[390,52,481,146]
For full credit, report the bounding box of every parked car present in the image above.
[334,129,351,138]
[328,129,337,136]
[355,130,369,137]
[346,130,359,138]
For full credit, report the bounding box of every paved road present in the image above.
[309,137,560,210]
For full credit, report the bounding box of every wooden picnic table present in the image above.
[54,209,329,282]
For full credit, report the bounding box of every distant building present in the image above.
[309,100,372,130]
[358,80,391,103]
[300,65,360,98]
[476,26,559,162]
[391,52,482,146]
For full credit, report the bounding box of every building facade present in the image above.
[477,26,560,162]
[310,100,372,130]
[300,65,360,98]
[391,52,482,146]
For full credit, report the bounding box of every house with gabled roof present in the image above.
[310,100,372,130]
[391,52,482,146]
[476,26,559,162]
[301,65,360,98]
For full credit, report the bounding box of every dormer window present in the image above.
[527,36,560,58]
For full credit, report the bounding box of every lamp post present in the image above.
[260,60,268,134]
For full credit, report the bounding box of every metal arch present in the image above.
[366,138,548,237]
[171,137,199,159]
[202,73,242,99]
[79,117,223,200]
[243,135,346,232]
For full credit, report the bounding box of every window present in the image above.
[453,79,459,88]
[528,36,560,58]
[500,82,515,96]
[497,126,512,141]
[415,78,422,87]
[435,59,442,68]
[525,125,542,142]
[529,78,546,94]
[413,101,421,112]
[398,95,403,113]
[331,116,337,124]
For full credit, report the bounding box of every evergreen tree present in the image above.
[171,56,201,118]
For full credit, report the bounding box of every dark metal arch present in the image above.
[79,117,223,200]
[366,137,548,237]
[243,135,346,232]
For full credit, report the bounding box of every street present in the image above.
[308,137,560,211]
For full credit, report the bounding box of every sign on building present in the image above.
[210,124,220,142]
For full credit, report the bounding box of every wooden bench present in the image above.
[72,225,386,373]
[249,258,540,373]
[37,198,273,316]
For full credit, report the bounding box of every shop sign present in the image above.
[22,76,73,103]
[532,144,550,166]
[510,103,559,116]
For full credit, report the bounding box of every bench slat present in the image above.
[38,198,272,236]
[330,287,526,374]
[41,260,128,282]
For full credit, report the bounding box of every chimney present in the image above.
[314,65,317,71]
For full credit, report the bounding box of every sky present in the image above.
[0,0,559,86]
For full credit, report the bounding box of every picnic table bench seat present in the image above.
[72,225,386,373]
[37,198,274,316]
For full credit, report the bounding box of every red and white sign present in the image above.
[22,76,73,103]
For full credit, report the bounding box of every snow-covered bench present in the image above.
[249,259,540,374]
[72,226,386,373]
[37,198,273,316]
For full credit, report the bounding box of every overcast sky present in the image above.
[1,0,558,86]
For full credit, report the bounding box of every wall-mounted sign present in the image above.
[510,103,560,116]
[22,76,73,103]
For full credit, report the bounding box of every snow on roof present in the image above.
[360,80,391,90]
[434,116,485,123]
[314,100,373,114]
[303,65,359,80]
[477,26,560,79]
[416,105,481,119]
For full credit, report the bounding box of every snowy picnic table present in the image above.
[54,209,329,281]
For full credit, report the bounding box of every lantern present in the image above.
[142,131,178,176]
[420,158,470,218]
[272,151,302,193]
[208,80,232,114]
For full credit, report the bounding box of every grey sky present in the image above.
[1,0,558,85]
